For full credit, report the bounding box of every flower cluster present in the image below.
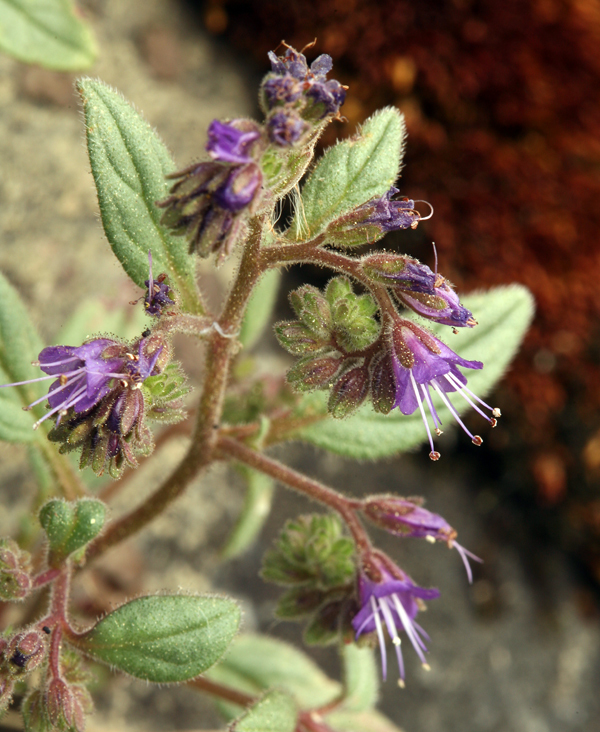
[157,119,265,261]
[261,45,346,146]
[277,276,499,458]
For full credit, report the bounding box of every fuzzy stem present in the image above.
[86,217,266,561]
[216,436,370,554]
[188,676,255,707]
[33,568,61,589]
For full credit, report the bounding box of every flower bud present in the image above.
[395,279,477,328]
[0,675,15,716]
[286,354,343,392]
[328,364,369,418]
[369,351,397,415]
[274,322,329,356]
[289,286,332,338]
[266,109,308,146]
[361,253,436,293]
[0,538,32,601]
[47,677,88,732]
[6,629,46,676]
[22,689,47,732]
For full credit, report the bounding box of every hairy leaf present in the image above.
[77,79,202,314]
[231,690,297,732]
[0,271,45,442]
[75,595,240,682]
[295,285,534,459]
[293,108,405,239]
[340,644,379,712]
[0,0,96,70]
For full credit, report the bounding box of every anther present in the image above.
[59,374,68,386]
[31,360,40,366]
[422,663,431,672]
[392,636,401,646]
[434,428,443,436]
[425,535,436,544]
[472,435,483,446]
[489,418,497,428]
[119,379,129,388]
[397,679,406,689]
[429,451,441,461]
[492,408,502,418]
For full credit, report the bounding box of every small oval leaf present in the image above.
[74,595,241,683]
[39,498,106,564]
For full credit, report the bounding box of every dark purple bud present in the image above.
[263,75,303,106]
[46,677,89,732]
[305,79,347,118]
[362,253,436,294]
[144,252,175,317]
[328,364,369,417]
[206,119,261,164]
[268,47,310,79]
[7,629,46,675]
[287,355,343,391]
[267,109,307,146]
[214,163,262,212]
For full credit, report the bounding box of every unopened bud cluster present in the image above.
[262,514,357,645]
[0,538,32,601]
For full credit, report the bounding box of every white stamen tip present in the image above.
[32,423,39,431]
[492,408,502,418]
[22,406,31,412]
[472,435,483,446]
[422,663,431,672]
[392,636,401,646]
[429,451,441,461]
[397,678,406,689]
[435,428,443,436]
[31,360,40,366]
[425,535,436,544]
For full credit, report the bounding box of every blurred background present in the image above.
[1,0,600,730]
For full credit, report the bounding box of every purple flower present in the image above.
[359,187,423,232]
[145,251,174,316]
[264,46,346,119]
[206,120,260,164]
[396,279,477,329]
[352,561,439,685]
[362,253,437,294]
[157,160,263,260]
[267,109,307,146]
[390,322,501,459]
[362,496,482,582]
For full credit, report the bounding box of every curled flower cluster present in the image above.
[261,45,346,146]
[158,119,265,261]
[277,275,499,458]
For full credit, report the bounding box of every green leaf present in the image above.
[76,79,203,315]
[222,467,275,560]
[239,269,281,350]
[206,634,340,719]
[54,298,148,346]
[293,108,405,239]
[0,0,97,70]
[231,690,297,732]
[339,645,378,712]
[0,270,46,443]
[295,285,534,459]
[326,709,405,732]
[39,498,106,564]
[74,595,240,683]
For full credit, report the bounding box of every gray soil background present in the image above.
[0,1,599,731]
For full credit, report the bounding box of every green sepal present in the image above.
[330,290,380,353]
[0,0,97,71]
[289,286,332,338]
[39,499,106,566]
[261,514,355,589]
[76,79,203,315]
[286,354,343,392]
[143,362,191,423]
[72,595,240,683]
[230,689,297,732]
[274,322,329,356]
[293,108,406,239]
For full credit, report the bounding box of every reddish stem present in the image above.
[216,436,370,553]
[33,567,61,589]
[188,676,255,707]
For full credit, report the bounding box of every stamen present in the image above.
[34,355,80,368]
[453,542,482,584]
[429,451,441,461]
[472,435,483,446]
[421,384,442,430]
[492,407,501,418]
[390,595,427,663]
[414,200,434,221]
[378,598,405,681]
[446,372,500,418]
[32,383,87,429]
[431,381,476,440]
[425,535,436,544]
[410,373,436,457]
[24,373,85,410]
[370,596,388,681]
[444,373,495,424]
[397,678,406,689]
[59,375,68,386]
